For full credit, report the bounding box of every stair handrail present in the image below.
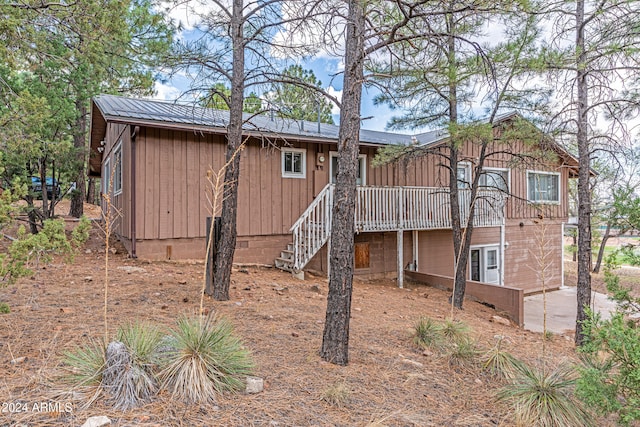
[289,183,334,270]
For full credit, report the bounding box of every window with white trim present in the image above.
[103,158,111,194]
[457,162,471,189]
[527,171,560,203]
[330,152,366,185]
[281,148,306,178]
[114,142,123,195]
[479,167,510,192]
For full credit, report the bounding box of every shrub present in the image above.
[0,302,10,313]
[576,271,640,425]
[497,362,594,427]
[71,215,92,248]
[159,314,254,403]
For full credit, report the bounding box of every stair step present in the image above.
[275,257,294,271]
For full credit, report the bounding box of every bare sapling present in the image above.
[529,209,554,359]
[96,156,123,342]
[201,142,246,316]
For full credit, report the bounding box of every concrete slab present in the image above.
[523,287,618,334]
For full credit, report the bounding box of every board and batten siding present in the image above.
[132,128,320,241]
[102,123,131,241]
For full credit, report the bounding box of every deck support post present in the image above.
[326,235,331,281]
[397,230,404,288]
[412,230,419,271]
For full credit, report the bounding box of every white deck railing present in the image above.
[289,184,505,271]
[355,186,505,232]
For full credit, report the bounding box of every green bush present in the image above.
[1,217,91,285]
[0,302,10,313]
[576,271,640,425]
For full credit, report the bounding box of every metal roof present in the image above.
[93,94,423,146]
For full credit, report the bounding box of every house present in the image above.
[89,95,579,323]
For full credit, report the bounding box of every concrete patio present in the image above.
[523,287,618,334]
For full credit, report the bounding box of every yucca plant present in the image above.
[440,318,471,343]
[63,338,106,388]
[446,336,479,368]
[100,321,164,409]
[481,338,523,380]
[115,321,163,370]
[159,314,254,403]
[412,316,444,349]
[497,362,594,427]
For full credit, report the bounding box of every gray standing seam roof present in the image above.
[93,94,441,146]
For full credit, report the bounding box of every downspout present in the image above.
[130,126,140,258]
[561,222,566,289]
[500,216,505,286]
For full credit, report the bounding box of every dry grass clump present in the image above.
[321,381,351,407]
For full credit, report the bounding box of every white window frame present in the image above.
[479,167,510,193]
[113,141,123,196]
[281,147,306,179]
[103,158,111,194]
[329,151,367,185]
[527,170,560,204]
[457,161,472,189]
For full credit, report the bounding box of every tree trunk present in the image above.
[212,0,244,301]
[320,0,364,366]
[70,100,87,218]
[86,177,96,204]
[575,0,592,346]
[593,222,610,273]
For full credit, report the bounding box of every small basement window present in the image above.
[282,148,306,178]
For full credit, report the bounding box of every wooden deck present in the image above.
[281,184,506,272]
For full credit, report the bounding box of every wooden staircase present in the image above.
[275,184,506,274]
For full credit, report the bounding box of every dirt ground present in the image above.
[0,204,634,427]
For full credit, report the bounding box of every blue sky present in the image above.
[152,6,407,133]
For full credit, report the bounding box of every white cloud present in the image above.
[326,85,342,115]
[153,81,182,101]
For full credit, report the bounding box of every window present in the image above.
[103,158,111,194]
[282,148,306,178]
[457,162,471,189]
[527,171,560,203]
[479,168,510,192]
[113,142,123,195]
[330,152,366,185]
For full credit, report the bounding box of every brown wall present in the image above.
[100,121,570,291]
[405,270,524,326]
[306,231,414,276]
[415,221,564,293]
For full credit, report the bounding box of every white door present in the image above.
[483,247,499,284]
[470,246,500,284]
